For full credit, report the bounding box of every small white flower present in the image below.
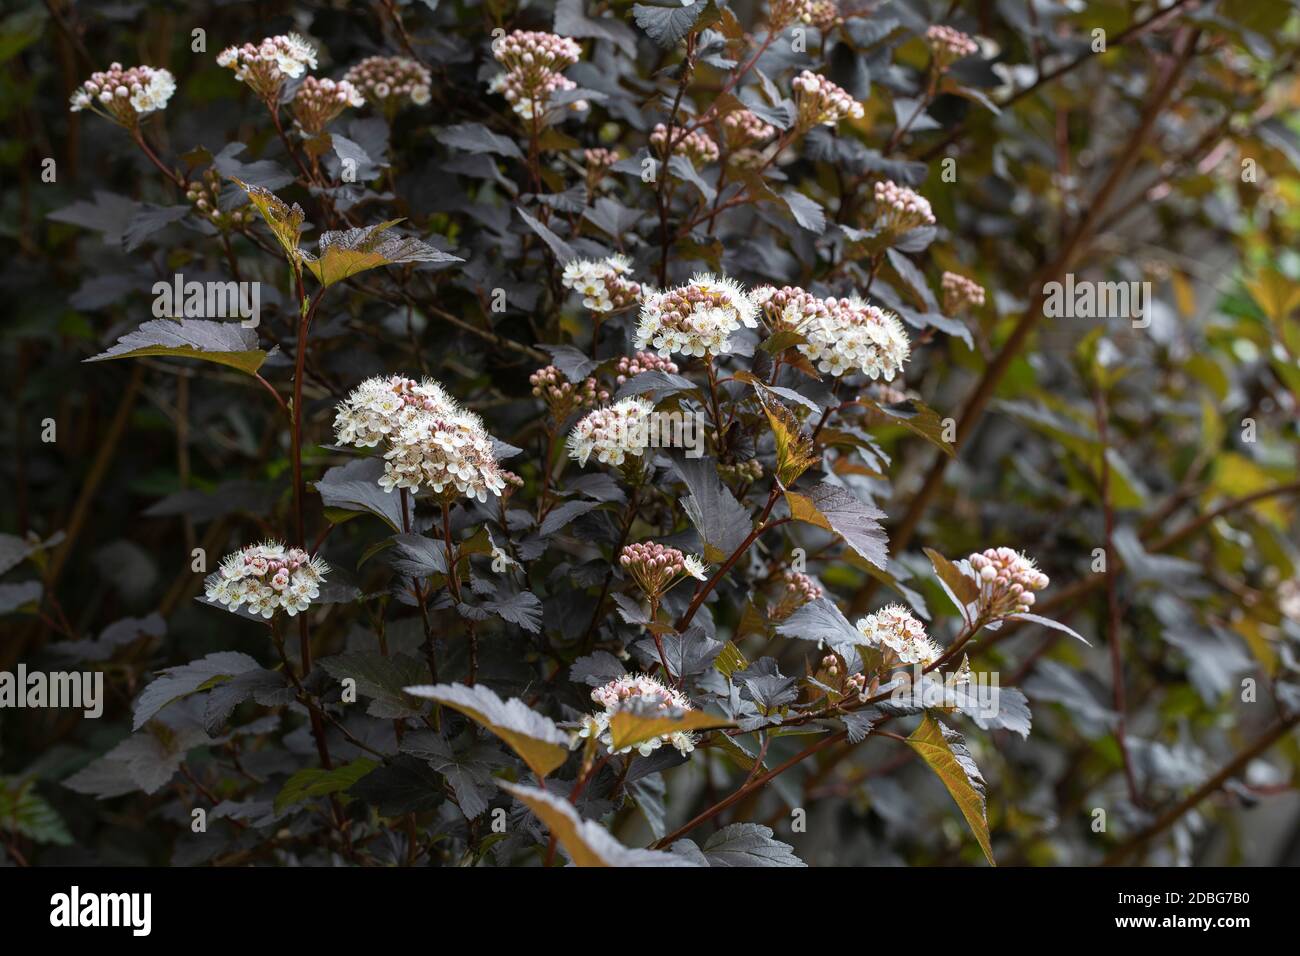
[683,555,709,581]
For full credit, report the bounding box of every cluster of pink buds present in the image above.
[941,271,986,315]
[185,168,256,231]
[290,76,365,135]
[619,542,708,599]
[770,570,824,621]
[613,351,679,386]
[342,56,432,114]
[792,70,863,129]
[530,365,609,424]
[584,147,620,191]
[926,25,979,70]
[808,0,842,31]
[489,31,585,121]
[769,0,815,29]
[967,548,1050,618]
[651,123,720,166]
[217,34,318,103]
[873,179,936,233]
[721,109,776,149]
[68,63,176,126]
[819,653,841,680]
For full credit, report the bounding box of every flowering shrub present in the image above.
[4,0,1300,872]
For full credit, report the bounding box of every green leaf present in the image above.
[84,319,270,376]
[0,778,72,846]
[607,708,735,751]
[906,714,995,866]
[402,683,570,780]
[760,393,817,487]
[501,782,698,866]
[231,179,305,262]
[303,220,461,288]
[713,640,749,678]
[865,398,955,457]
[275,759,378,813]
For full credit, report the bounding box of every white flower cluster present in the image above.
[205,541,329,618]
[560,255,642,313]
[576,674,699,757]
[566,397,657,467]
[926,25,979,69]
[342,56,432,112]
[873,180,936,232]
[489,31,585,120]
[856,604,943,666]
[751,286,911,379]
[290,76,365,134]
[941,271,986,315]
[796,297,910,380]
[217,33,318,101]
[966,548,1050,618]
[334,375,507,502]
[635,273,759,358]
[69,63,176,125]
[792,70,863,128]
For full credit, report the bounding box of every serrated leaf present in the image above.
[231,179,305,261]
[788,482,888,569]
[632,1,707,48]
[84,319,270,376]
[906,714,995,866]
[502,782,698,866]
[775,596,862,660]
[692,822,805,866]
[320,651,431,719]
[133,651,261,730]
[674,456,752,562]
[403,683,570,779]
[304,220,460,287]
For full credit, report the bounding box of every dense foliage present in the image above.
[3,0,1300,867]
